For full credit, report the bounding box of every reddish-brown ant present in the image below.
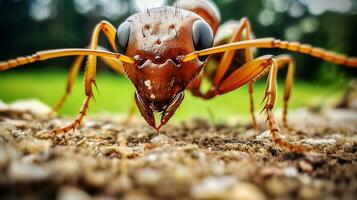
[1,0,356,152]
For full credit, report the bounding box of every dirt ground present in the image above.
[0,100,356,200]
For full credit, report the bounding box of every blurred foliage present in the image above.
[0,0,356,82]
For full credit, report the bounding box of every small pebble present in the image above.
[107,175,132,193]
[256,131,286,139]
[298,186,321,200]
[299,160,313,172]
[18,138,51,153]
[135,168,162,185]
[9,160,49,181]
[57,186,91,200]
[283,167,298,177]
[48,159,81,183]
[150,134,170,144]
[8,99,53,117]
[172,165,191,182]
[229,182,266,200]
[84,120,100,128]
[84,171,110,188]
[191,176,237,199]
[302,138,336,145]
[256,130,271,139]
[265,177,299,197]
[0,147,9,169]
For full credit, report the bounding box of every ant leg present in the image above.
[183,38,357,67]
[0,48,132,71]
[52,21,134,126]
[49,96,91,136]
[53,55,85,113]
[53,53,126,113]
[245,55,296,132]
[0,19,130,72]
[98,53,137,125]
[212,18,253,85]
[248,82,259,131]
[191,18,261,130]
[246,55,296,132]
[215,55,310,153]
[50,54,127,135]
[52,21,118,113]
[214,18,260,130]
[53,47,126,112]
[0,20,134,72]
[213,18,260,131]
[276,55,295,132]
[45,21,121,136]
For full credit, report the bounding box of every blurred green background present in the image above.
[0,0,356,122]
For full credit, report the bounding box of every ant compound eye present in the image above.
[116,22,131,54]
[192,20,214,61]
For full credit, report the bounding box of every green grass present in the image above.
[0,69,347,122]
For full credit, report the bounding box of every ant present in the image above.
[1,0,356,153]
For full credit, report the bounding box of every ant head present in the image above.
[114,7,213,130]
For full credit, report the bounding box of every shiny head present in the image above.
[115,7,214,130]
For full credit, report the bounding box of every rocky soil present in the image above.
[0,100,356,200]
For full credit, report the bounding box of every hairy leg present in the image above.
[234,54,296,132]
[190,18,260,130]
[48,21,121,136]
[216,55,309,152]
[276,55,295,131]
[0,48,133,71]
[53,50,124,112]
[53,55,85,112]
[182,38,357,67]
[212,18,253,86]
[0,21,135,130]
[48,22,134,129]
[190,55,310,152]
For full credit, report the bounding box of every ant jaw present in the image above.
[155,124,163,133]
[134,91,156,129]
[159,91,185,126]
[134,91,185,131]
